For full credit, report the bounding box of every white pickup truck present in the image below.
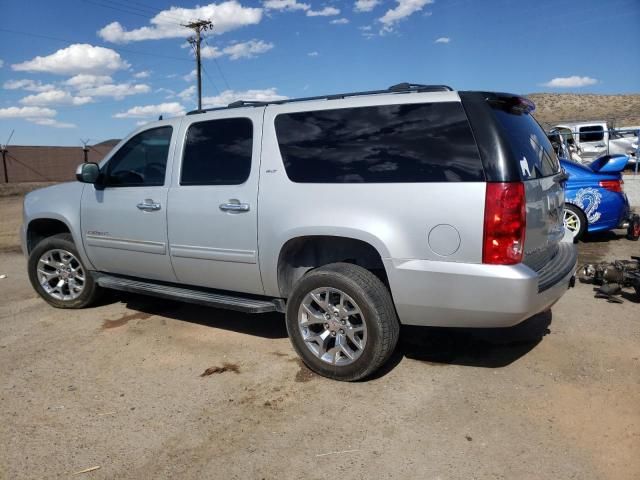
[552,121,638,164]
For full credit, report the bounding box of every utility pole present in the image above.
[80,138,90,163]
[183,19,213,111]
[1,130,14,183]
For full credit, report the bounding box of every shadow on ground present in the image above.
[109,292,552,378]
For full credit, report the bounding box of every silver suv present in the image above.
[21,83,577,381]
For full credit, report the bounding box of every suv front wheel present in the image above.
[286,263,399,381]
[28,233,101,309]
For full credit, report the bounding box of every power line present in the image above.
[202,36,231,91]
[81,0,186,26]
[0,28,192,63]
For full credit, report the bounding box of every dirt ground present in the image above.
[1,193,639,480]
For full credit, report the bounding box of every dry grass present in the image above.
[0,182,56,198]
[529,93,640,129]
[0,195,24,253]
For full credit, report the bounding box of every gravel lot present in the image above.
[1,193,639,480]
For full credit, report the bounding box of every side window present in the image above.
[181,118,253,185]
[579,126,604,143]
[275,102,483,183]
[104,126,172,187]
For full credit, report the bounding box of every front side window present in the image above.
[104,126,172,187]
[579,126,604,143]
[181,118,253,185]
[275,102,483,183]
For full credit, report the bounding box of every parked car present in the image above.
[548,131,639,241]
[553,121,638,164]
[22,84,577,381]
[561,156,639,241]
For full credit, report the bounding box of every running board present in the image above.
[92,273,284,314]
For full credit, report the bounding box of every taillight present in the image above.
[599,179,623,193]
[483,182,526,265]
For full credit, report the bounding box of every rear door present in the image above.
[489,104,565,271]
[166,109,264,295]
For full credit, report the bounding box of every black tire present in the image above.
[564,204,587,242]
[627,214,640,241]
[286,263,399,382]
[28,233,101,309]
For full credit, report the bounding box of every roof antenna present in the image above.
[158,115,163,120]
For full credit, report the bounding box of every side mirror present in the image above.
[76,162,100,184]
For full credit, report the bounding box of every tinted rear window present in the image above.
[275,102,483,183]
[579,125,604,142]
[491,107,560,179]
[181,118,253,185]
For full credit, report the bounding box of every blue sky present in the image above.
[1,0,639,146]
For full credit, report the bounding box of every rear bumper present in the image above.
[385,241,577,328]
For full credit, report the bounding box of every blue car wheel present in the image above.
[564,204,587,241]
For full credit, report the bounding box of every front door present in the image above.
[81,124,178,282]
[167,110,264,295]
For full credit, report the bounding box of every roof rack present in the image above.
[187,82,454,115]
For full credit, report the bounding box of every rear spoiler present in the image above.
[589,154,629,173]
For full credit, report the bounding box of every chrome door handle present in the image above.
[219,202,250,213]
[137,199,161,211]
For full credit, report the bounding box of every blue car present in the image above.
[560,154,639,241]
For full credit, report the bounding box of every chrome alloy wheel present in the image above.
[564,208,581,238]
[37,249,86,301]
[298,287,367,366]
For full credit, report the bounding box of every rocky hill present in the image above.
[528,93,640,129]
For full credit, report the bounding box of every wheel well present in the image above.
[277,236,387,298]
[27,219,71,253]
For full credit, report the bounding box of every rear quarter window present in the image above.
[275,102,483,183]
[491,107,560,179]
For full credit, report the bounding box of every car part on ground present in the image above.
[579,257,640,302]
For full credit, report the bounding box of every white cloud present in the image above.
[0,59,4,68]
[541,76,599,88]
[379,0,433,32]
[308,51,319,56]
[0,105,75,128]
[136,120,150,126]
[63,74,112,90]
[435,37,450,43]
[98,1,262,43]
[78,83,151,99]
[223,40,274,60]
[177,85,196,101]
[307,7,340,16]
[3,79,56,92]
[196,40,273,60]
[355,0,380,12]
[20,90,93,106]
[133,70,151,79]
[29,118,76,128]
[0,106,56,119]
[183,70,197,82]
[12,44,129,76]
[114,102,186,119]
[202,88,287,108]
[201,45,223,59]
[264,0,309,11]
[331,18,350,24]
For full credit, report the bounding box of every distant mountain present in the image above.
[528,93,640,129]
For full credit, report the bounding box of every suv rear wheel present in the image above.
[28,233,101,308]
[286,263,399,381]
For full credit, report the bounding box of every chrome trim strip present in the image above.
[86,234,166,255]
[170,244,257,263]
